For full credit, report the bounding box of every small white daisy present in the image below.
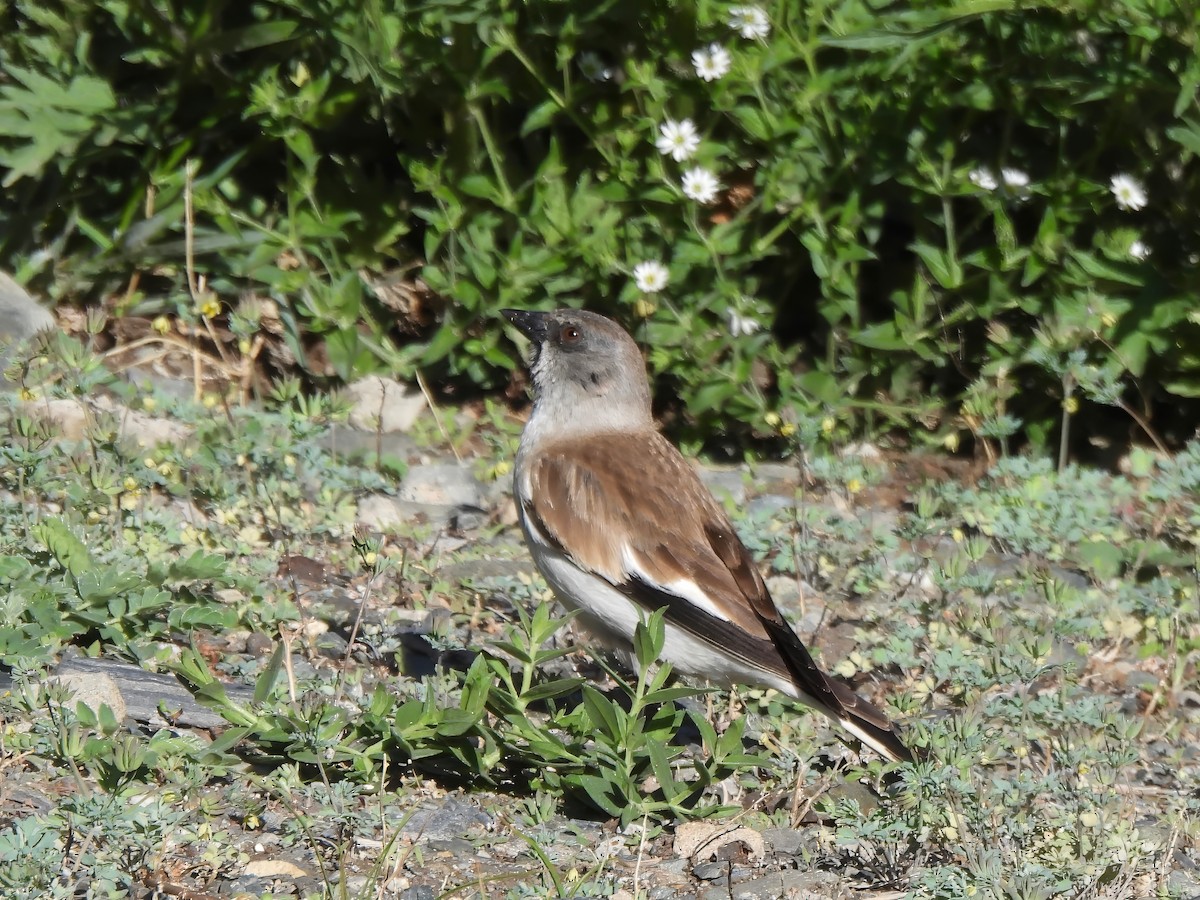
[969,168,998,191]
[1129,239,1150,260]
[577,51,614,83]
[681,167,720,203]
[1110,173,1147,211]
[692,43,732,81]
[729,6,770,39]
[1001,168,1030,190]
[727,309,761,337]
[633,261,669,293]
[655,118,700,162]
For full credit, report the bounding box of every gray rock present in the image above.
[398,463,483,508]
[356,494,484,532]
[95,395,194,449]
[439,558,537,585]
[761,827,805,856]
[704,869,842,900]
[1168,868,1200,900]
[692,861,730,881]
[50,668,127,722]
[23,396,194,449]
[346,375,427,433]
[747,494,793,521]
[0,270,54,343]
[55,656,252,730]
[699,467,747,506]
[320,423,418,461]
[29,398,91,440]
[749,461,799,494]
[400,796,491,841]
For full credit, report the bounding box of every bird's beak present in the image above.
[502,309,550,342]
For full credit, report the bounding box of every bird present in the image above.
[502,307,913,764]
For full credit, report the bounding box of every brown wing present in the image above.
[525,429,777,643]
[704,520,913,763]
[521,431,912,763]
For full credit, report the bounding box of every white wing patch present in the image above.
[619,545,732,623]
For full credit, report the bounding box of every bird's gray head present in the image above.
[503,308,653,434]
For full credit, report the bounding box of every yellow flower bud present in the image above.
[152,315,171,335]
[633,298,657,319]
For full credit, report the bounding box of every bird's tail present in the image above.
[754,607,915,763]
[826,680,914,764]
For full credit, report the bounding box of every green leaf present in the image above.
[689,380,737,414]
[851,321,908,351]
[199,21,300,54]
[1166,121,1200,156]
[573,773,624,817]
[632,609,667,667]
[1072,540,1123,581]
[520,99,560,136]
[168,603,238,630]
[33,519,93,576]
[458,174,498,201]
[254,644,285,703]
[167,550,228,582]
[581,686,623,741]
[912,241,963,289]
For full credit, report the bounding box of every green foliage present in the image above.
[174,603,759,826]
[3,1,1199,446]
[1,317,1198,894]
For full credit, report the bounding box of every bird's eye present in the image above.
[559,325,581,344]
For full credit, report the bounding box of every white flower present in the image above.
[729,6,770,39]
[727,309,761,337]
[692,43,732,81]
[1129,239,1150,260]
[681,167,720,203]
[577,51,614,82]
[1001,168,1030,190]
[656,119,700,161]
[1110,173,1147,211]
[969,168,998,191]
[633,261,669,293]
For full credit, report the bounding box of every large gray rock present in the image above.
[345,375,427,433]
[398,462,484,508]
[53,656,252,730]
[0,270,54,342]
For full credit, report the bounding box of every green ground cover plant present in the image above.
[2,1,1198,451]
[0,337,1197,897]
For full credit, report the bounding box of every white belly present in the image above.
[531,541,796,697]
